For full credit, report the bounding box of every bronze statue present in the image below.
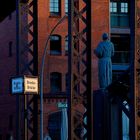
[94,33,114,89]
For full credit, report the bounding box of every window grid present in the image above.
[110,2,117,13]
[50,0,60,14]
[65,0,68,14]
[110,1,129,27]
[121,2,128,13]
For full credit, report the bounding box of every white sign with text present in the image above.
[24,77,38,94]
[11,76,39,95]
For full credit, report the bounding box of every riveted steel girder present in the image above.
[68,0,92,139]
[16,0,38,140]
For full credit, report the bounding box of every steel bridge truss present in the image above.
[16,0,140,140]
[68,0,92,139]
[135,0,140,139]
[16,0,38,140]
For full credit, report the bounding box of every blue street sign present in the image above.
[11,77,24,94]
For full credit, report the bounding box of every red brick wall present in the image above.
[38,0,110,91]
[0,11,17,139]
[38,0,110,137]
[0,0,110,139]
[92,0,110,90]
[38,0,68,93]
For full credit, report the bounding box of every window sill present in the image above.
[50,53,62,56]
[111,28,130,34]
[49,13,61,18]
[112,64,129,71]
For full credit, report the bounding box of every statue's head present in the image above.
[102,33,108,40]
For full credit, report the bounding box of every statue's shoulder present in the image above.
[98,41,104,46]
[110,41,114,47]
[107,41,114,46]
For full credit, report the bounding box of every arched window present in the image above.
[50,72,62,93]
[48,109,68,140]
[48,111,61,140]
[50,35,61,55]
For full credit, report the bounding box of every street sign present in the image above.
[11,75,39,95]
[24,76,38,94]
[57,102,68,108]
[11,77,24,94]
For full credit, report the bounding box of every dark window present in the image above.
[111,34,130,64]
[65,0,68,14]
[48,111,61,140]
[9,41,13,57]
[112,70,130,95]
[50,35,61,55]
[20,0,29,3]
[110,0,129,27]
[50,0,61,15]
[0,134,2,140]
[50,72,62,93]
[65,73,68,93]
[9,115,13,130]
[6,134,10,140]
[112,70,124,82]
[65,36,68,55]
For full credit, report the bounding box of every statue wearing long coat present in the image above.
[94,39,114,89]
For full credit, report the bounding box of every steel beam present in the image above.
[68,0,92,139]
[16,0,38,139]
[134,0,140,139]
[129,1,135,140]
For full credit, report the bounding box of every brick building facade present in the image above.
[0,0,130,139]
